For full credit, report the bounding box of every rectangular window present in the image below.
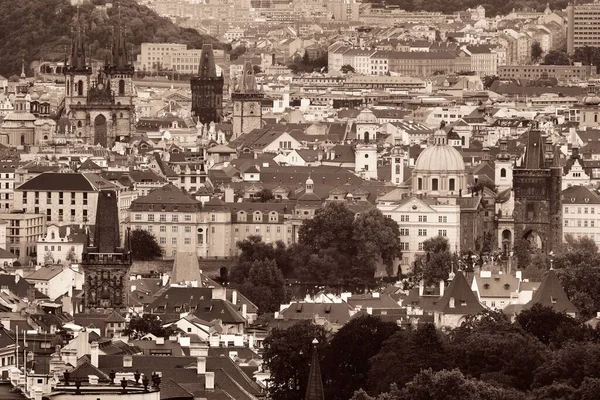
[418,215,427,222]
[135,214,142,221]
[211,214,216,222]
[46,209,51,222]
[58,209,63,222]
[585,208,589,214]
[418,229,427,236]
[47,191,51,205]
[184,238,191,245]
[400,215,409,222]
[83,210,88,222]
[171,237,177,244]
[185,226,191,233]
[159,237,166,244]
[565,207,568,214]
[418,242,424,251]
[148,214,154,222]
[71,192,76,205]
[160,226,166,232]
[59,192,63,205]
[160,214,166,222]
[438,216,447,223]
[172,215,179,222]
[438,229,447,236]
[400,229,409,235]
[185,215,192,222]
[172,226,178,233]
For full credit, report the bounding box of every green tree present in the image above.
[369,324,449,392]
[513,238,532,269]
[411,236,452,286]
[230,236,289,282]
[263,321,328,400]
[324,315,400,400]
[531,41,544,62]
[251,188,275,203]
[123,314,174,339]
[341,64,355,73]
[44,250,55,265]
[130,229,163,261]
[481,75,498,90]
[516,303,592,347]
[65,247,77,264]
[542,50,570,65]
[396,369,527,400]
[553,235,600,318]
[352,208,403,277]
[232,259,288,313]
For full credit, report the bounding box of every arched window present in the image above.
[461,136,465,146]
[20,135,25,145]
[119,79,125,95]
[77,121,82,128]
[432,178,439,191]
[449,178,455,191]
[500,168,507,178]
[418,178,423,191]
[364,132,370,143]
[77,80,84,96]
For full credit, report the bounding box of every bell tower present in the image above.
[232,61,264,139]
[191,44,224,125]
[81,190,132,313]
[64,15,92,112]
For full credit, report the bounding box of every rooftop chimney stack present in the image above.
[197,356,206,375]
[90,342,99,368]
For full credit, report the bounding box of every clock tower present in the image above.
[232,61,264,139]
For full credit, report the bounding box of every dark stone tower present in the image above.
[513,129,562,254]
[191,44,224,125]
[232,61,264,139]
[81,190,132,313]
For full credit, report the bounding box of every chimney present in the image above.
[14,274,20,284]
[232,290,238,305]
[190,344,209,357]
[242,303,247,320]
[156,337,165,345]
[248,335,255,349]
[366,307,373,315]
[123,355,133,368]
[372,292,380,298]
[0,317,10,331]
[205,371,215,390]
[90,342,99,368]
[130,285,136,293]
[224,186,234,203]
[439,280,445,297]
[197,356,206,375]
[516,270,522,281]
[33,388,43,400]
[418,280,424,296]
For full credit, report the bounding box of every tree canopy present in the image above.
[0,0,223,77]
[123,314,174,339]
[130,229,162,261]
[410,236,453,286]
[542,50,571,65]
[263,321,328,400]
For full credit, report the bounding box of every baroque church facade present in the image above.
[62,20,136,147]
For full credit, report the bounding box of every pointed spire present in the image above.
[304,339,324,400]
[241,61,257,93]
[198,44,217,79]
[20,59,26,79]
[70,7,88,72]
[112,1,128,69]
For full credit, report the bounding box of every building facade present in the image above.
[191,44,224,126]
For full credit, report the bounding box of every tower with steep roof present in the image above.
[513,129,562,255]
[81,190,132,313]
[191,44,224,126]
[63,7,136,148]
[232,61,264,139]
[304,339,325,400]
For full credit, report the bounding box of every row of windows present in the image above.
[398,215,448,223]
[24,192,88,205]
[564,207,597,214]
[564,219,597,227]
[134,214,193,222]
[157,237,192,245]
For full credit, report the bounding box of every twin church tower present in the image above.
[191,45,264,139]
[62,15,136,148]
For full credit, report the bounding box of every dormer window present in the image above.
[460,299,467,306]
[253,211,262,222]
[483,283,489,289]
[551,296,557,304]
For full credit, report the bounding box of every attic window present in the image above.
[504,283,510,290]
[325,304,331,314]
[585,198,590,203]
[460,299,467,306]
[551,296,557,304]
[483,283,490,289]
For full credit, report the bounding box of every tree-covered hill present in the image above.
[0,0,225,77]
[365,0,579,17]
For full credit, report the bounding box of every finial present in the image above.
[312,338,318,345]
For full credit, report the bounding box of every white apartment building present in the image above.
[378,195,461,269]
[562,185,600,245]
[139,43,226,73]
